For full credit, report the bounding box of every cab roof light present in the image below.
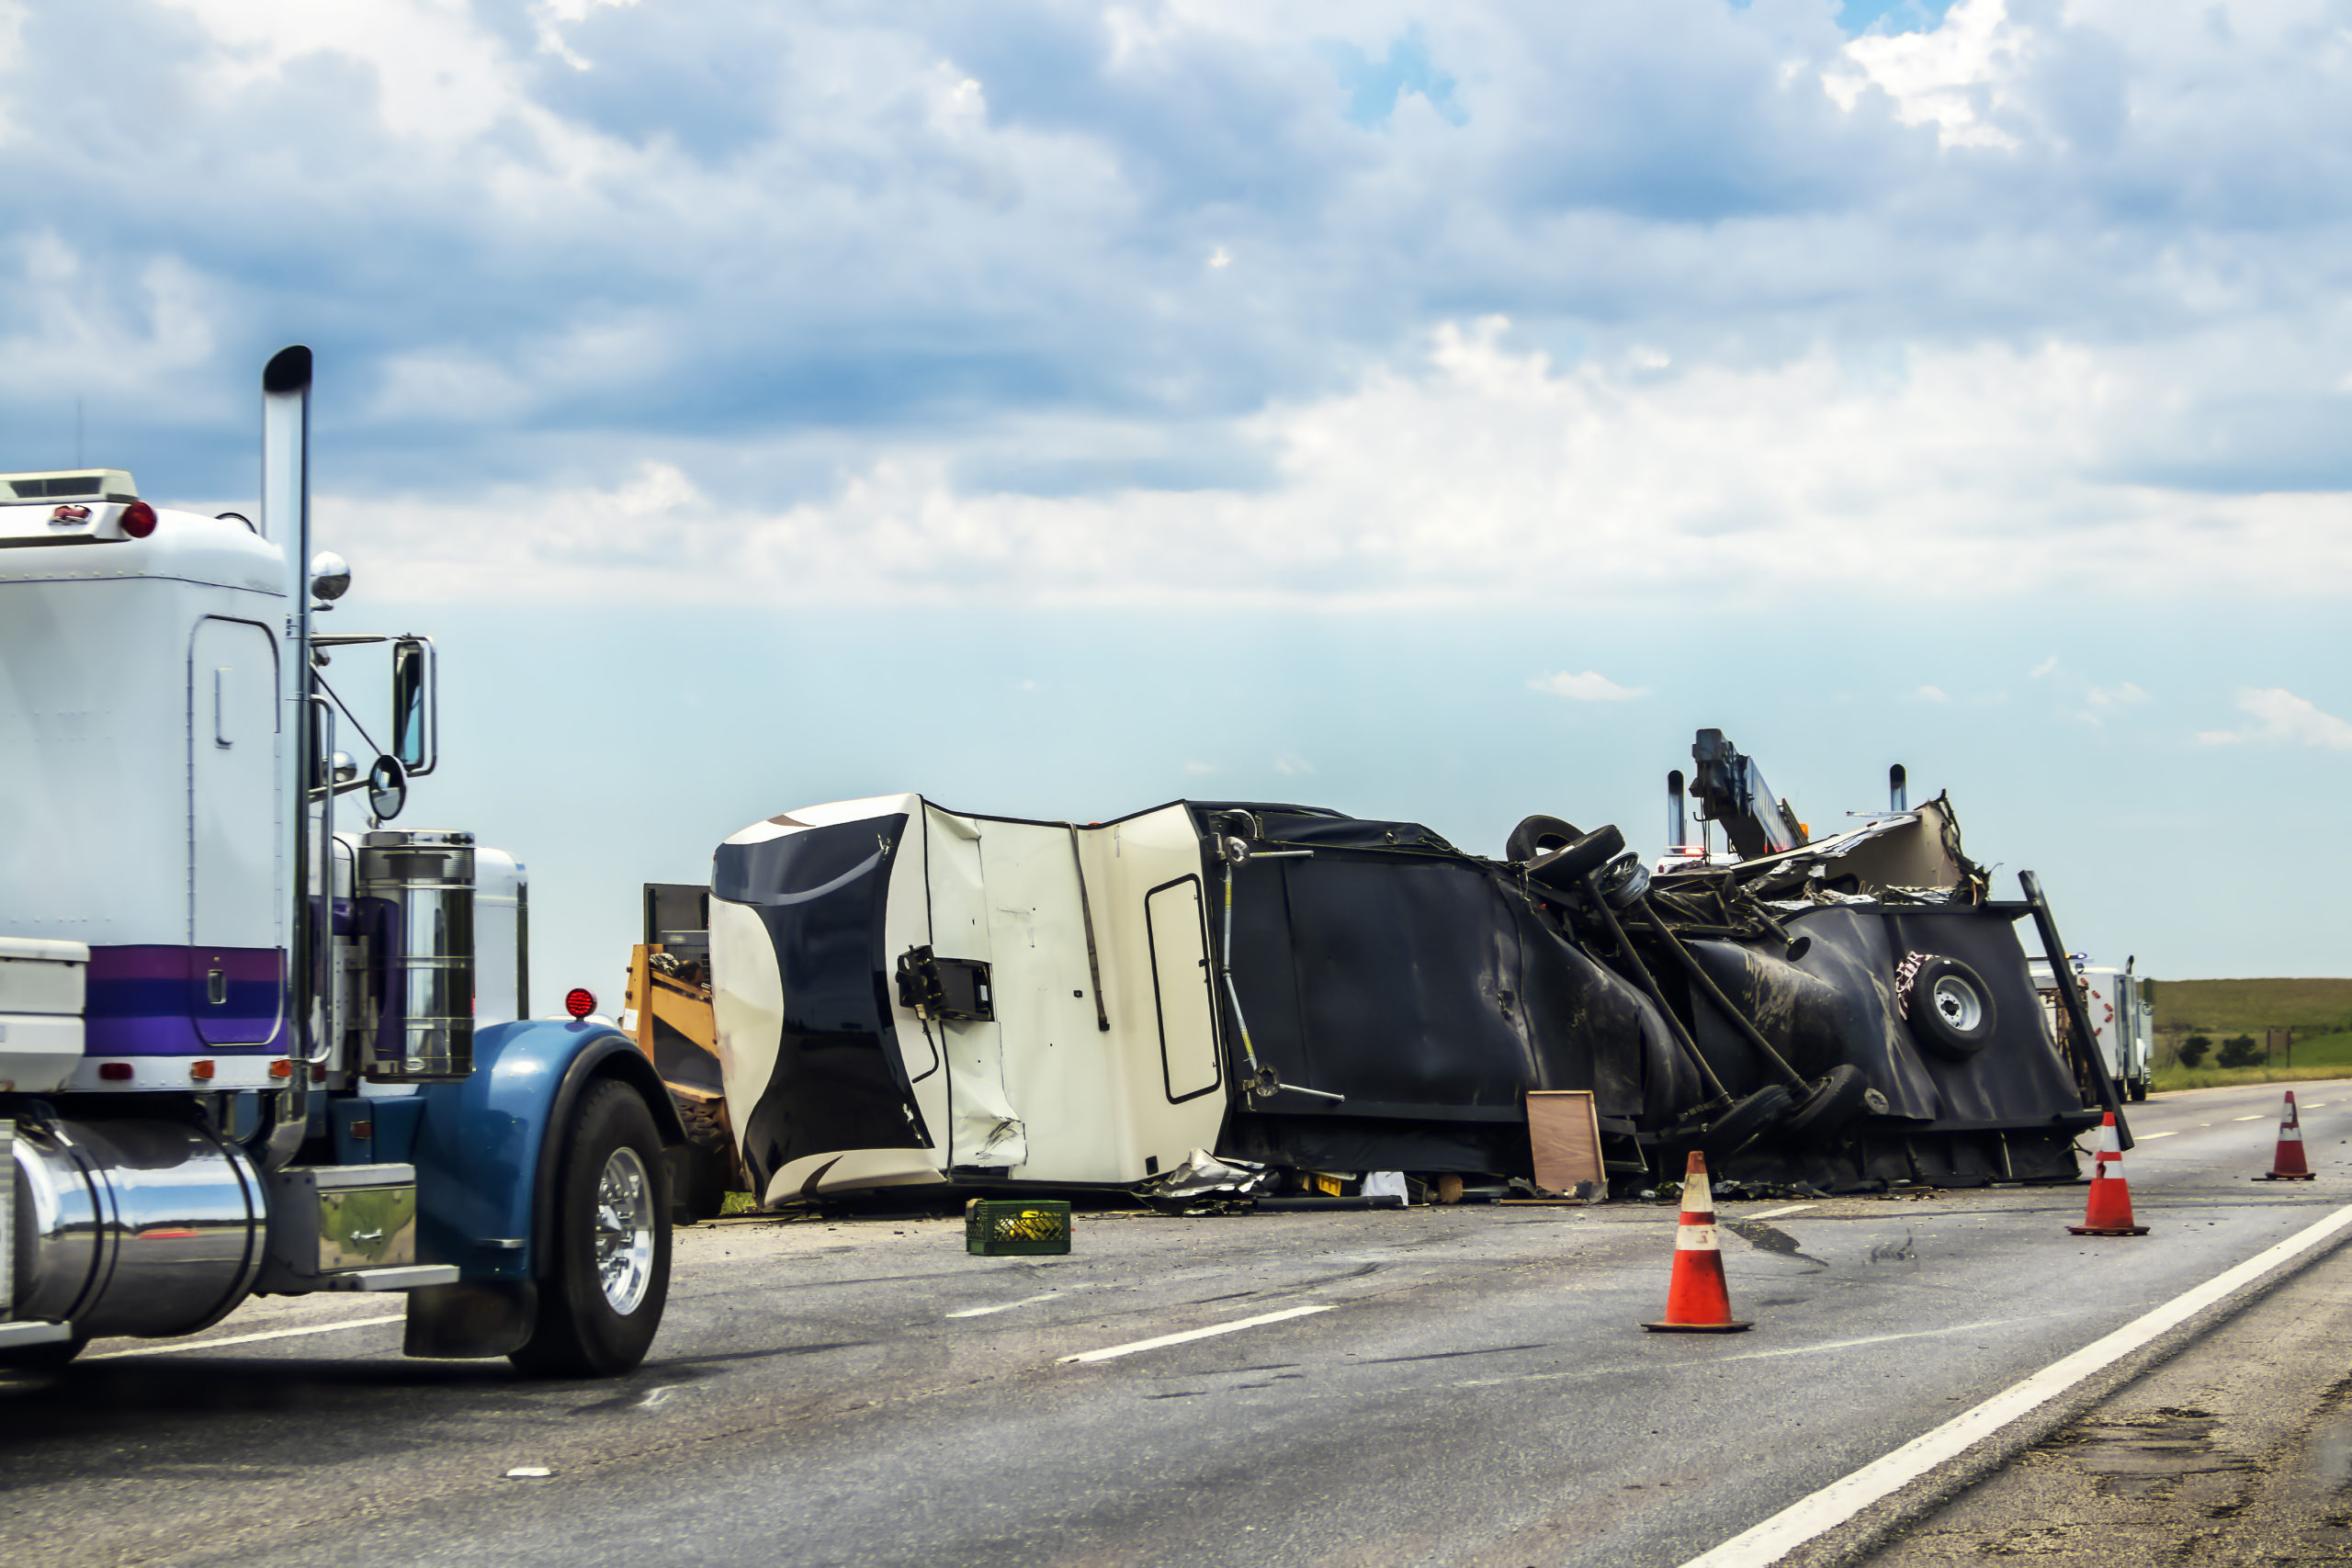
[119,500,157,538]
[0,468,138,502]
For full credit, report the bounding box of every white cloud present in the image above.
[1908,684,1950,704]
[1823,0,2028,151]
[1528,669,1648,703]
[2029,657,2060,680]
[2085,682,2149,710]
[1272,753,1314,775]
[1183,761,1216,775]
[326,323,2352,608]
[1207,246,1232,269]
[2196,688,2352,750]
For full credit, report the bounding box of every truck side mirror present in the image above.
[390,637,437,777]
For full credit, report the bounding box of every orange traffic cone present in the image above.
[1642,1152,1752,1333]
[2257,1089,2316,1181]
[2068,1111,2149,1236]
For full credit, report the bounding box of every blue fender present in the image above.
[412,1020,686,1282]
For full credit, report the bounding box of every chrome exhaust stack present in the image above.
[253,346,316,1171]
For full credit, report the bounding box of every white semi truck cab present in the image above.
[0,347,681,1374]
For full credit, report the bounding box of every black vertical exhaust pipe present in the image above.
[1667,769,1687,852]
[1889,763,1907,813]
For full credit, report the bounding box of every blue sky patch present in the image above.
[1836,0,1959,33]
[1320,28,1467,128]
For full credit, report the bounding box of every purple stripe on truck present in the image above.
[83,945,287,1055]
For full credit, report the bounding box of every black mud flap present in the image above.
[404,1280,538,1359]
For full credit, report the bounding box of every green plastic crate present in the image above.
[966,1198,1072,1256]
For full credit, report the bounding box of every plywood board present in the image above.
[1527,1089,1605,1200]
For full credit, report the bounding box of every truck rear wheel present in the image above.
[510,1079,672,1378]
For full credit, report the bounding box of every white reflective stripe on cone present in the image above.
[1683,1169,1713,1211]
[1675,1224,1721,1251]
[2097,1122,2120,1155]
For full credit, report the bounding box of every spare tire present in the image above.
[1507,814,1583,863]
[1902,955,1999,1061]
[1779,1064,1884,1143]
[1700,1083,1793,1161]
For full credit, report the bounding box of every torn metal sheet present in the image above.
[1136,1148,1278,1201]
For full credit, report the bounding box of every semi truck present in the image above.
[2030,955,2154,1102]
[0,346,680,1374]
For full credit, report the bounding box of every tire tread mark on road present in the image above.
[1366,1342,1549,1365]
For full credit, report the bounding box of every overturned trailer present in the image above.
[702,734,2119,1205]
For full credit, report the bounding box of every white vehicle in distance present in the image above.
[2030,955,2154,1103]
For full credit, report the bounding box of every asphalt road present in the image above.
[6,1080,2349,1568]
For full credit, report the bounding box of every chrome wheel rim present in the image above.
[594,1146,655,1315]
[1932,975,1984,1032]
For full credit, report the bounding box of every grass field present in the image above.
[2138,977,2352,1089]
[2147,978,2352,1039]
[2151,1030,2352,1092]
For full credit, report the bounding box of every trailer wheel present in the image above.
[1505,814,1582,863]
[0,1332,86,1371]
[1902,956,1998,1061]
[2129,1079,2148,1104]
[511,1079,672,1378]
[1780,1065,1879,1143]
[1701,1083,1792,1160]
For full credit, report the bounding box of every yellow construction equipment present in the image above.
[621,884,744,1219]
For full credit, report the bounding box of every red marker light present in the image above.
[119,500,157,538]
[97,1062,133,1082]
[189,1060,215,1081]
[564,987,596,1020]
[268,1059,293,1078]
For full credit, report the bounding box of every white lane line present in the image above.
[1057,1303,1333,1364]
[2307,1103,2329,1110]
[1708,1318,2040,1365]
[2233,1114,2267,1122]
[1743,1204,1818,1222]
[85,1314,406,1360]
[1679,1198,2352,1568]
[2139,1131,2178,1139]
[947,1292,1064,1319]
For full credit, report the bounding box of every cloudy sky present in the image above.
[9,0,2348,988]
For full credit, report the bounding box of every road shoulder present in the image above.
[1857,1238,2352,1565]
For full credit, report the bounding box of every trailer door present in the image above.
[1146,877,1219,1101]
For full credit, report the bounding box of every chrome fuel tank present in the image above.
[10,1115,266,1337]
[356,829,475,1080]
